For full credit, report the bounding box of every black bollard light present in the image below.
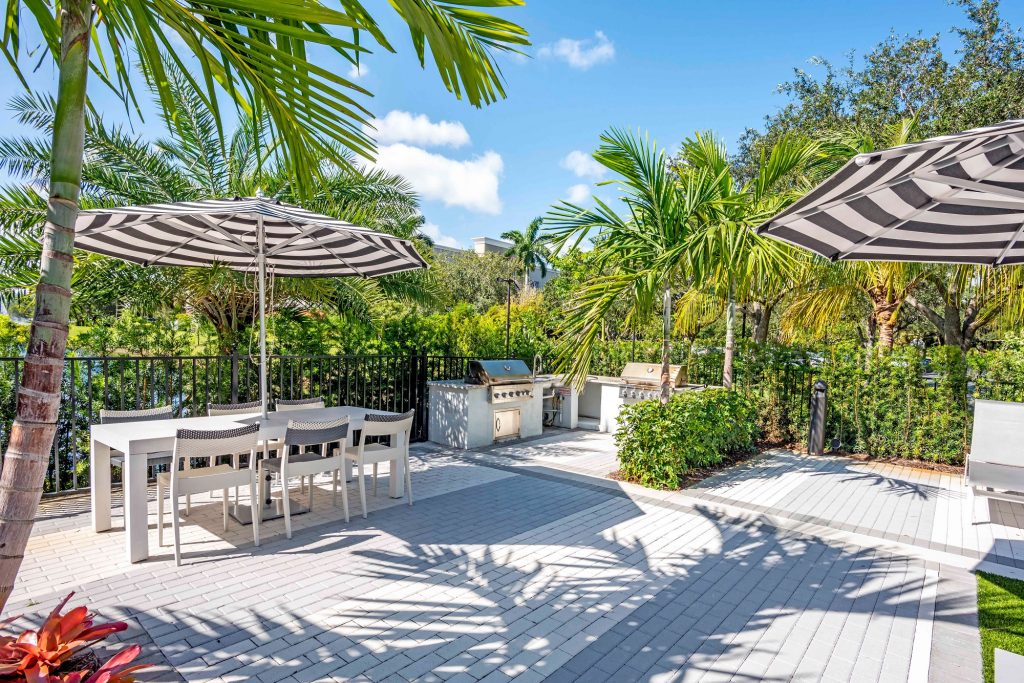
[808,380,828,456]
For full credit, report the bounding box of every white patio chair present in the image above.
[276,397,326,411]
[157,423,261,566]
[206,400,263,507]
[99,405,174,472]
[274,397,326,491]
[345,410,415,518]
[207,400,262,417]
[966,398,1024,523]
[259,417,350,538]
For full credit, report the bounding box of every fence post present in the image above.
[411,348,429,442]
[808,380,828,456]
[230,349,239,404]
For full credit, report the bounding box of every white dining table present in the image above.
[90,406,403,563]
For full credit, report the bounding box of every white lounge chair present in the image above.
[966,399,1024,523]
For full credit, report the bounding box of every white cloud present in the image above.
[565,183,590,204]
[347,62,369,79]
[365,111,470,148]
[372,143,503,214]
[562,150,606,179]
[539,31,615,70]
[419,222,462,249]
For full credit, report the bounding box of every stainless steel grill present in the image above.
[465,359,536,404]
[618,362,698,400]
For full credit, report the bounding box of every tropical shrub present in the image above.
[0,592,148,681]
[615,388,759,489]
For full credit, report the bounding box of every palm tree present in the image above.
[0,0,527,610]
[0,81,435,353]
[779,117,929,351]
[674,131,820,386]
[501,217,550,290]
[781,260,928,349]
[545,128,725,399]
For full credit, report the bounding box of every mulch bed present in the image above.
[607,448,765,491]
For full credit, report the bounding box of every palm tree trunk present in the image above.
[722,289,736,389]
[660,286,671,403]
[0,0,92,611]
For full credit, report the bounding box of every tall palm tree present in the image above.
[674,131,820,386]
[0,0,528,610]
[545,128,725,399]
[501,217,550,290]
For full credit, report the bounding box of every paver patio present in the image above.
[13,430,1020,682]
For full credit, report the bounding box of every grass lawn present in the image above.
[977,570,1024,683]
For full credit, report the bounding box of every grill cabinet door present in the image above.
[493,408,521,440]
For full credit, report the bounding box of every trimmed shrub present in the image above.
[817,343,969,464]
[615,388,759,489]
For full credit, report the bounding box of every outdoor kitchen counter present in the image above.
[427,378,554,450]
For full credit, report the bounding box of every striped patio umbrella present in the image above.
[74,197,428,416]
[757,119,1024,266]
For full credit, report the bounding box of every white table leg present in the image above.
[344,432,355,482]
[389,457,405,498]
[90,438,111,533]
[124,451,150,563]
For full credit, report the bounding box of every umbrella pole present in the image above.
[258,216,269,419]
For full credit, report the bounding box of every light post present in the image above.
[496,277,519,358]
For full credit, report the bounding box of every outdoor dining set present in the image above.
[89,398,415,566]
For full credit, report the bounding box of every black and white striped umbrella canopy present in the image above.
[74,197,428,277]
[757,119,1024,266]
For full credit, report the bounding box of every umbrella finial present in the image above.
[255,188,265,199]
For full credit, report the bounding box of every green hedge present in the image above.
[615,388,759,489]
[817,344,970,464]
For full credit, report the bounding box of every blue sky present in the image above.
[3,1,1024,248]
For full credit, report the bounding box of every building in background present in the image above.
[433,236,558,289]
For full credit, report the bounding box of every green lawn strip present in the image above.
[977,570,1024,683]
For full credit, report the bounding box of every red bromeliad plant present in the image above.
[0,593,149,682]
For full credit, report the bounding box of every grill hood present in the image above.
[620,362,684,387]
[465,359,533,385]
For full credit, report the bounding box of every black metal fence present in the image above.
[0,352,480,495]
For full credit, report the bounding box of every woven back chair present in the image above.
[98,405,175,471]
[258,417,351,537]
[158,423,261,565]
[276,397,326,412]
[207,400,262,416]
[345,410,415,518]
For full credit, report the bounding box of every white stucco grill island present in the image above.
[427,359,564,449]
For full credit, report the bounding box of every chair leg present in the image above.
[308,472,314,511]
[233,453,240,508]
[341,470,350,524]
[157,479,165,547]
[283,474,293,540]
[251,471,261,548]
[372,463,378,496]
[332,470,338,507]
[185,493,191,516]
[222,488,229,532]
[171,490,182,567]
[405,453,413,506]
[358,464,367,519]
